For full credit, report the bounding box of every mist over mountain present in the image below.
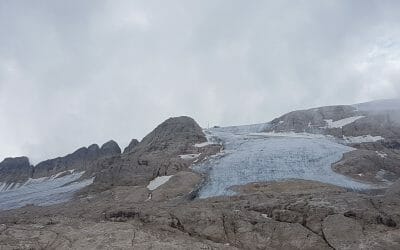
[1,0,400,164]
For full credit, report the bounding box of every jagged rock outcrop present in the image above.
[92,116,210,189]
[123,139,139,154]
[0,157,33,185]
[33,140,121,178]
[100,140,121,156]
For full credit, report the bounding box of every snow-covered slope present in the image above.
[0,171,93,211]
[193,126,373,198]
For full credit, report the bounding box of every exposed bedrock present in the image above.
[123,139,139,154]
[265,104,400,140]
[32,140,122,178]
[0,157,33,185]
[91,116,219,190]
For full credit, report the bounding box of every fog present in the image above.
[1,0,399,163]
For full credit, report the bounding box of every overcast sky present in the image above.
[1,0,400,163]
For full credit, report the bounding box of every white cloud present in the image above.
[0,0,399,163]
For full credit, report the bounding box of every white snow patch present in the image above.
[194,142,214,148]
[179,153,200,160]
[376,151,388,158]
[147,175,173,191]
[261,214,270,219]
[324,116,365,129]
[278,121,284,124]
[53,169,75,178]
[343,135,384,144]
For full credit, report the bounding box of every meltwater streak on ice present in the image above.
[193,125,372,198]
[0,171,93,211]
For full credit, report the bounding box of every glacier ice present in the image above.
[193,126,373,198]
[0,171,93,211]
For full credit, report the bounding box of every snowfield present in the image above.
[147,175,173,191]
[324,116,365,128]
[193,126,373,198]
[0,171,93,211]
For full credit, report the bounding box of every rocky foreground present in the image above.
[0,100,400,249]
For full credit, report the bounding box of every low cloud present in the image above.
[1,0,399,163]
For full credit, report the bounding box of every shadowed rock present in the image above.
[123,139,139,154]
[100,140,121,156]
[0,157,33,185]
[33,140,121,178]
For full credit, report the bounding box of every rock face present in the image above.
[0,157,33,185]
[92,116,209,189]
[0,141,121,191]
[33,140,121,178]
[100,140,121,156]
[265,104,400,140]
[123,139,139,154]
[333,143,400,183]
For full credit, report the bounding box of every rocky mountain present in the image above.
[0,139,124,202]
[91,116,219,190]
[123,139,139,154]
[0,157,33,189]
[33,140,121,178]
[265,101,400,140]
[1,100,400,249]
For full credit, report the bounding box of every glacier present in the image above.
[193,125,374,198]
[0,171,93,211]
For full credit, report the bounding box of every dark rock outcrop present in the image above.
[123,139,139,154]
[100,140,121,156]
[0,157,33,185]
[33,140,121,178]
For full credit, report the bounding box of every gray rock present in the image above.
[123,139,139,154]
[322,214,363,249]
[92,116,208,188]
[333,147,400,183]
[264,103,400,140]
[0,157,33,185]
[33,140,121,178]
[100,140,121,156]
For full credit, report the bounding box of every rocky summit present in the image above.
[0,100,400,249]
